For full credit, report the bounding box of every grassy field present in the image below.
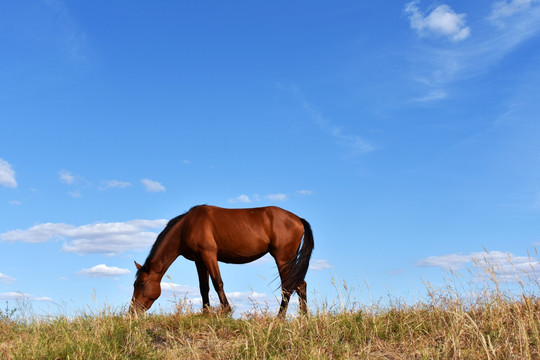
[1,258,539,359]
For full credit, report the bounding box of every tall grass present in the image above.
[1,253,539,359]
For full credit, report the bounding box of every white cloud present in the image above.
[417,250,540,282]
[141,178,166,192]
[160,282,286,315]
[310,259,333,271]
[226,291,267,301]
[59,169,75,185]
[249,253,273,266]
[0,158,17,188]
[78,264,130,277]
[417,253,473,269]
[0,272,15,284]
[404,1,471,42]
[1,223,74,244]
[266,193,288,202]
[228,194,252,204]
[160,282,200,297]
[226,291,276,314]
[100,180,131,190]
[9,200,21,206]
[0,219,168,255]
[0,292,53,302]
[297,190,314,196]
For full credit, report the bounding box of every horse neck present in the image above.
[145,227,182,280]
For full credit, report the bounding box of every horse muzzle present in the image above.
[128,298,148,315]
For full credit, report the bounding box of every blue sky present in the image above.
[1,0,540,316]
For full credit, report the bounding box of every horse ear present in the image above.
[134,261,142,270]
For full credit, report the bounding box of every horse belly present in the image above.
[215,232,270,264]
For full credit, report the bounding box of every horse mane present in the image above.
[136,207,200,277]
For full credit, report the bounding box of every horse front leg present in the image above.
[201,252,231,313]
[195,260,210,311]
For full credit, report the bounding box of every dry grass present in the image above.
[1,255,540,359]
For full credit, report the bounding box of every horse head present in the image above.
[129,261,161,314]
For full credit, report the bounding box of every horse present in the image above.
[129,205,314,317]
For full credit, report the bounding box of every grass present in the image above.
[1,255,540,359]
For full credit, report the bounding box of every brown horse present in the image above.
[129,205,314,317]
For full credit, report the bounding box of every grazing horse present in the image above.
[129,205,314,317]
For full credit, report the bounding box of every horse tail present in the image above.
[282,218,314,292]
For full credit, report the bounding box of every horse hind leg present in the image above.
[278,281,307,318]
[277,286,292,318]
[275,258,295,318]
[297,280,307,315]
[275,259,308,318]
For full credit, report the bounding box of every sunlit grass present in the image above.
[1,251,539,359]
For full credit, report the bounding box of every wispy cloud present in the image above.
[0,292,53,302]
[68,190,82,199]
[534,191,540,209]
[0,272,15,284]
[417,250,540,282]
[100,180,132,190]
[78,264,130,277]
[59,171,163,194]
[58,169,75,185]
[141,178,166,192]
[417,253,474,270]
[229,192,292,204]
[301,99,375,155]
[228,189,315,204]
[43,0,89,61]
[58,169,87,197]
[0,219,168,255]
[404,1,471,42]
[403,0,540,102]
[408,89,448,103]
[310,259,333,271]
[489,0,540,26]
[283,84,375,155]
[266,193,288,202]
[228,194,253,204]
[0,158,17,188]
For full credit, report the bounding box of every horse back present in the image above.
[180,205,304,263]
